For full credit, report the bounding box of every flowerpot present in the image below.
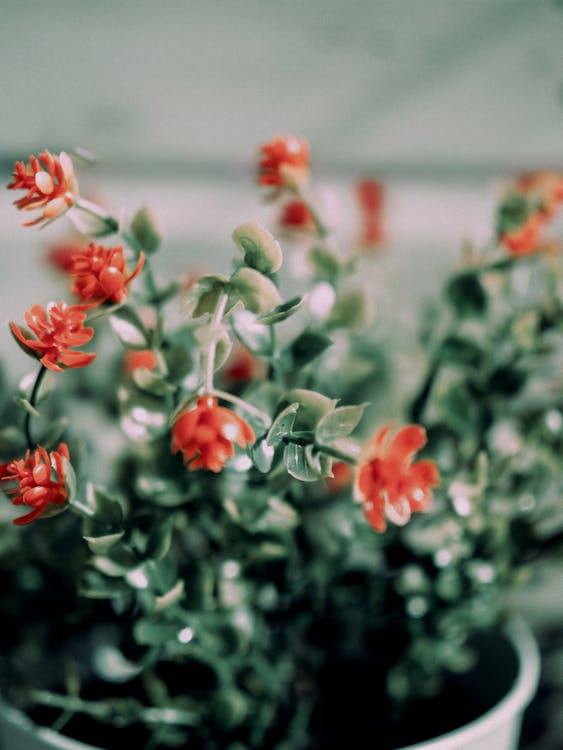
[0,619,540,750]
[397,619,540,750]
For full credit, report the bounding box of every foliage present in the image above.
[0,142,562,750]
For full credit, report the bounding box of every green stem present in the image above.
[74,198,119,232]
[68,498,95,519]
[25,365,48,448]
[204,292,229,392]
[314,442,360,465]
[409,363,439,424]
[211,388,272,427]
[297,190,329,240]
[29,689,197,728]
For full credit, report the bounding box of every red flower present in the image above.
[258,135,310,189]
[2,443,70,525]
[10,301,96,372]
[71,243,145,304]
[124,349,157,374]
[279,199,316,232]
[501,213,544,256]
[355,424,440,533]
[46,239,83,272]
[7,150,78,227]
[220,345,266,387]
[516,171,563,219]
[171,395,255,473]
[326,461,353,494]
[355,178,386,250]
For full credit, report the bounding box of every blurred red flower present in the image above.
[501,214,545,256]
[258,135,310,189]
[355,178,386,250]
[279,199,316,232]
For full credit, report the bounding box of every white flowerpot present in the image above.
[0,619,540,750]
[398,618,540,750]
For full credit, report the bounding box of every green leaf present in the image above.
[0,426,26,454]
[284,443,324,482]
[495,191,535,236]
[308,245,344,285]
[39,416,69,450]
[132,368,176,397]
[266,403,299,447]
[83,531,126,555]
[9,325,40,360]
[13,396,40,417]
[446,273,488,317]
[135,474,188,507]
[118,388,168,442]
[437,337,483,367]
[134,619,182,647]
[213,688,249,729]
[85,483,123,532]
[257,295,306,325]
[278,389,337,431]
[153,580,185,613]
[79,569,130,599]
[145,515,176,560]
[511,310,539,350]
[327,288,375,329]
[19,369,55,403]
[316,403,368,443]
[488,365,526,396]
[285,329,332,369]
[130,206,163,254]
[232,220,283,274]
[109,306,151,350]
[251,438,276,473]
[63,457,77,504]
[232,309,272,355]
[185,274,229,318]
[231,267,283,314]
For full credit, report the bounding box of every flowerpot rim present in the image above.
[397,617,540,750]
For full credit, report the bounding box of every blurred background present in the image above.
[2,0,563,373]
[1,1,563,745]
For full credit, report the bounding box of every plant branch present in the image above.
[204,292,229,392]
[211,388,272,427]
[25,365,48,448]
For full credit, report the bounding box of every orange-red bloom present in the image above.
[46,239,83,273]
[279,199,316,232]
[220,345,266,387]
[10,301,96,372]
[500,213,544,256]
[355,424,440,533]
[516,171,563,219]
[2,443,70,525]
[124,349,157,374]
[355,178,386,250]
[7,150,78,227]
[258,135,310,189]
[70,243,145,304]
[326,461,353,494]
[171,395,255,473]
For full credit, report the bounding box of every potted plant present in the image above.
[0,137,559,750]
